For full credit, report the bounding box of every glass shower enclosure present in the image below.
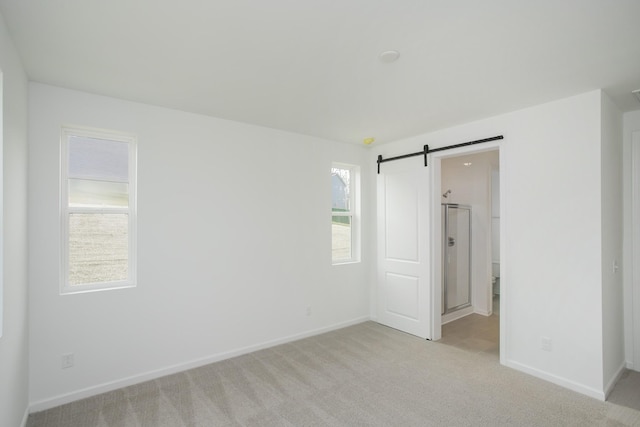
[442,203,472,315]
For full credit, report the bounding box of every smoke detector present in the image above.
[633,89,640,103]
[379,50,400,63]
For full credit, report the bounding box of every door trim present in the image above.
[631,131,640,369]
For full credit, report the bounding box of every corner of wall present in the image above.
[600,92,624,388]
[623,110,640,371]
[0,8,30,427]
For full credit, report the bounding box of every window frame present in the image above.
[60,126,137,294]
[331,162,360,265]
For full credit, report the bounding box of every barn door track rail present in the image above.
[376,135,503,174]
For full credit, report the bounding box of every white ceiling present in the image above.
[2,0,640,145]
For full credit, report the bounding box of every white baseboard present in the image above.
[604,362,627,400]
[626,361,635,370]
[442,306,474,325]
[29,316,370,413]
[506,359,605,401]
[20,406,29,427]
[474,308,492,316]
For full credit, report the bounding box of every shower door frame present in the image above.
[442,203,472,315]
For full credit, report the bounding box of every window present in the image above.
[332,163,359,264]
[60,126,137,293]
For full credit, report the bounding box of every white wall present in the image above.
[600,92,624,394]
[623,109,640,370]
[28,83,371,409]
[372,90,613,399]
[0,10,30,427]
[441,151,497,315]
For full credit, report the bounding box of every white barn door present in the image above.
[377,156,431,339]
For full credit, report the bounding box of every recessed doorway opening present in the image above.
[431,145,502,360]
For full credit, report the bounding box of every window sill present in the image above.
[332,260,361,266]
[60,282,136,295]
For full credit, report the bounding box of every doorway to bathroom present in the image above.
[432,147,501,358]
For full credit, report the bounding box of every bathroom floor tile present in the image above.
[439,306,500,356]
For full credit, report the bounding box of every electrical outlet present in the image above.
[61,353,74,369]
[306,306,312,316]
[541,337,552,352]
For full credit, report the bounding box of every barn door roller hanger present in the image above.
[376,135,503,174]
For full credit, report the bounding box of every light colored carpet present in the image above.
[27,321,640,426]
